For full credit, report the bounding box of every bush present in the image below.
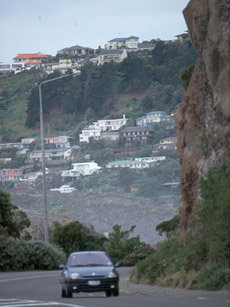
[52,221,106,255]
[0,238,66,271]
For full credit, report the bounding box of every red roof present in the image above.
[13,52,49,60]
[25,60,41,64]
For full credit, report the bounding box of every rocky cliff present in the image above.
[175,0,230,234]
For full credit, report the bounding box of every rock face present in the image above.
[175,0,230,234]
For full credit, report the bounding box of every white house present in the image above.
[50,185,76,193]
[105,36,139,49]
[79,125,101,143]
[136,111,174,127]
[94,114,127,132]
[106,156,166,170]
[79,115,127,143]
[72,161,101,176]
[98,49,127,65]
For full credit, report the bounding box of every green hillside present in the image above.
[0,38,197,142]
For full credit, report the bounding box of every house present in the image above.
[105,36,139,49]
[42,59,79,74]
[57,45,94,56]
[136,111,173,127]
[21,137,37,145]
[0,142,28,150]
[120,126,154,143]
[94,114,127,132]
[98,49,127,65]
[13,52,50,68]
[99,131,120,141]
[137,42,155,51]
[72,161,101,176]
[44,135,72,148]
[106,160,149,169]
[153,137,177,150]
[61,169,80,179]
[0,168,23,182]
[79,115,127,143]
[106,156,166,169]
[79,125,101,144]
[0,63,25,74]
[29,148,72,162]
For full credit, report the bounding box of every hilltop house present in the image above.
[120,126,154,143]
[79,125,101,143]
[136,111,174,127]
[0,168,23,182]
[13,52,50,68]
[98,49,127,65]
[42,59,79,74]
[0,63,25,74]
[105,36,139,49]
[57,45,94,56]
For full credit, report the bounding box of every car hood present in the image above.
[68,265,115,277]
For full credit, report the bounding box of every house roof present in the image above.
[108,36,139,42]
[25,60,41,64]
[99,49,125,55]
[13,53,49,60]
[138,43,155,49]
[59,45,94,52]
[121,126,154,132]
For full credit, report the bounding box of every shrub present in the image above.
[0,238,65,271]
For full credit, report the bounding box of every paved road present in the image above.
[0,268,229,307]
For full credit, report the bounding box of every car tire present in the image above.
[113,288,119,296]
[105,290,112,297]
[61,288,66,298]
[66,290,73,298]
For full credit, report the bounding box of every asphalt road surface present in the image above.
[0,267,229,307]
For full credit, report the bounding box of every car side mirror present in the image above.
[58,264,67,270]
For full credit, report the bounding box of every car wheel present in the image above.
[105,290,112,297]
[61,288,66,298]
[66,290,73,298]
[113,288,119,296]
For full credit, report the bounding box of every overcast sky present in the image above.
[0,0,189,63]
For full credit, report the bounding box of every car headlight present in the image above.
[108,271,118,278]
[69,273,80,279]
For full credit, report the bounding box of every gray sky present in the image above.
[0,0,189,63]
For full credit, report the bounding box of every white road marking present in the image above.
[0,299,86,307]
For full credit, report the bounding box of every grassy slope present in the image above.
[0,71,41,141]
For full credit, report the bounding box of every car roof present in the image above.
[70,251,106,256]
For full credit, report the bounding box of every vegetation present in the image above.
[25,39,197,131]
[52,220,106,255]
[131,166,230,290]
[0,189,65,271]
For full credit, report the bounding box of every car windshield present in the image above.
[69,253,113,267]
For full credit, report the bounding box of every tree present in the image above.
[106,224,143,263]
[0,189,30,239]
[52,221,106,255]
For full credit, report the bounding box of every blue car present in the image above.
[59,251,119,298]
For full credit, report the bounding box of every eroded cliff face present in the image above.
[174,0,230,234]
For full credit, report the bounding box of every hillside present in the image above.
[0,38,197,142]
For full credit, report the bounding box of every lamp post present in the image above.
[39,69,81,242]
